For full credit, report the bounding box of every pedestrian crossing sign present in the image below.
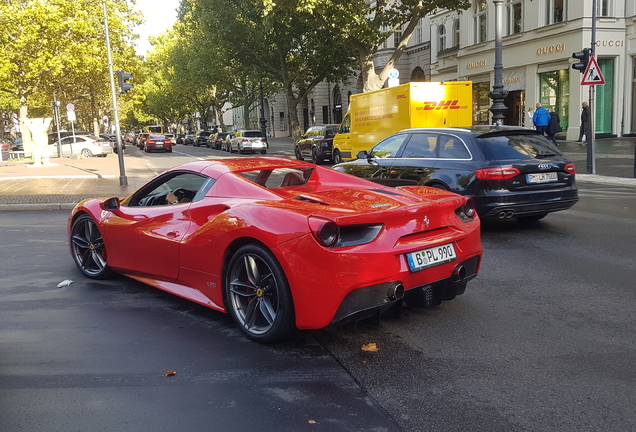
[581,56,605,85]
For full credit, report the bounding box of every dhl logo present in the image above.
[422,100,463,110]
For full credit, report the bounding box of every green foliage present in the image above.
[0,0,142,131]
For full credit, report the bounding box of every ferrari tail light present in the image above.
[475,167,520,180]
[564,163,576,174]
[308,217,339,247]
[455,199,477,223]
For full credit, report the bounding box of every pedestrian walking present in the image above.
[532,103,550,135]
[527,106,536,129]
[546,107,561,146]
[576,101,592,144]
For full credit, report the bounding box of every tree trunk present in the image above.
[359,52,384,93]
[285,88,302,142]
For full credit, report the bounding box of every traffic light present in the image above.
[572,48,590,73]
[116,70,134,94]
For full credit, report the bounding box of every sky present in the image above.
[133,0,181,55]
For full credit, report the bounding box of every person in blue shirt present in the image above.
[532,103,550,135]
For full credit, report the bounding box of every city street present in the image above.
[1,181,635,431]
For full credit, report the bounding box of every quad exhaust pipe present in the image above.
[497,210,515,219]
[387,283,405,301]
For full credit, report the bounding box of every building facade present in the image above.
[430,0,636,139]
[272,1,636,140]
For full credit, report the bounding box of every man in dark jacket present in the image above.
[576,101,591,143]
[532,103,550,135]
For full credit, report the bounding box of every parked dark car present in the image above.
[183,134,194,145]
[332,126,579,222]
[193,131,213,147]
[208,132,230,149]
[295,124,339,164]
[176,134,184,144]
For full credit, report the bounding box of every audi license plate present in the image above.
[526,172,557,184]
[406,243,456,272]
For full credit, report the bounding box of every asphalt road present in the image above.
[1,182,636,431]
[0,211,399,432]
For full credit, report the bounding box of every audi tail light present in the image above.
[475,167,520,180]
[147,140,155,145]
[564,163,576,174]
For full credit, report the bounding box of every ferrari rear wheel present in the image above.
[226,244,295,343]
[70,214,114,279]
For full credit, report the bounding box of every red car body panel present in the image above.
[69,157,482,330]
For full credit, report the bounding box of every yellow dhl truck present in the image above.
[332,81,472,163]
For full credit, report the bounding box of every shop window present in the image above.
[595,58,614,134]
[473,82,490,125]
[539,69,569,132]
[474,0,487,43]
[438,25,447,51]
[507,0,522,35]
[546,0,566,25]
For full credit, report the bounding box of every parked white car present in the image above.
[49,135,113,158]
[228,130,267,154]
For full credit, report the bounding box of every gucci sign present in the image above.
[537,43,565,55]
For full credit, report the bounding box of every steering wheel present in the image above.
[171,188,195,203]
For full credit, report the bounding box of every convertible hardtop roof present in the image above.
[169,157,317,178]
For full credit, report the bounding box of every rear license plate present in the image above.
[526,172,557,183]
[406,243,456,272]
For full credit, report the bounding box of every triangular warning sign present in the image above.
[581,56,605,85]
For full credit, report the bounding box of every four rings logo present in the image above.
[538,164,551,170]
[422,100,466,110]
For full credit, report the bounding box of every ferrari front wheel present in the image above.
[70,214,114,279]
[225,244,295,343]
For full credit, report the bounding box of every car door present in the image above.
[388,132,439,186]
[100,172,207,280]
[337,133,408,185]
[299,127,313,158]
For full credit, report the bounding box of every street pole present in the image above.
[51,91,62,158]
[587,0,597,174]
[102,0,128,186]
[259,78,268,146]
[488,0,508,125]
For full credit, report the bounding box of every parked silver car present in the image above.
[49,135,113,158]
[228,130,267,154]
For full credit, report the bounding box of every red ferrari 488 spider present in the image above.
[68,157,482,343]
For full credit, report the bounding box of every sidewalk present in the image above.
[0,137,635,211]
[0,152,157,210]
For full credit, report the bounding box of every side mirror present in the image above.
[356,151,368,159]
[100,197,120,211]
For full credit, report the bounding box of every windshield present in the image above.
[477,133,563,159]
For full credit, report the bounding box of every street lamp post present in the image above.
[259,78,268,145]
[488,0,508,125]
[102,0,127,186]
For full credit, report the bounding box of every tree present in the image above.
[0,0,140,147]
[185,0,356,139]
[268,0,470,92]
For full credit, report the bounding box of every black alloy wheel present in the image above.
[225,244,295,343]
[70,214,114,279]
[295,146,303,161]
[311,148,320,165]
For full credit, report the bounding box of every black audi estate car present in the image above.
[332,126,578,222]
